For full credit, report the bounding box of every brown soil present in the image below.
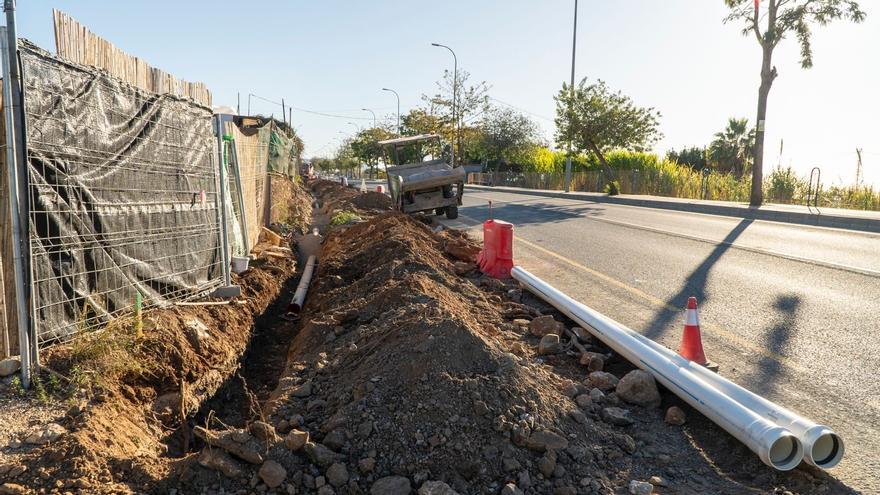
[0,183,852,495]
[311,180,391,220]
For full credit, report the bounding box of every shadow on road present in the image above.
[644,218,754,340]
[739,294,801,396]
[461,199,603,227]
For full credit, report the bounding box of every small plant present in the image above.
[604,180,621,196]
[330,210,361,227]
[9,375,25,397]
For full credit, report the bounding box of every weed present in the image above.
[604,180,621,196]
[329,210,361,227]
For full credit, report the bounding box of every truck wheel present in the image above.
[445,206,459,219]
[435,208,446,216]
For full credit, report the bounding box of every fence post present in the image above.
[229,138,250,255]
[211,114,240,298]
[1,20,33,387]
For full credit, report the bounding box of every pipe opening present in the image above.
[811,433,843,468]
[769,434,803,471]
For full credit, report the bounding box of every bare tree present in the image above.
[724,0,866,205]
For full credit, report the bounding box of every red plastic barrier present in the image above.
[478,219,513,278]
[376,185,384,193]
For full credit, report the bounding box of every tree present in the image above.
[423,69,490,164]
[724,0,865,205]
[478,106,541,169]
[350,126,395,178]
[707,118,756,177]
[666,146,708,171]
[554,78,661,178]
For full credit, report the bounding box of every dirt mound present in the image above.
[250,213,638,493]
[311,179,392,219]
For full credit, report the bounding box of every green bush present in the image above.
[765,166,804,203]
[604,180,621,195]
[330,210,361,227]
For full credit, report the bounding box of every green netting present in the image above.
[268,128,295,176]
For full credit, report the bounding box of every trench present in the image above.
[165,192,325,459]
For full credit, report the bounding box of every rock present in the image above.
[529,315,564,337]
[444,240,479,262]
[0,484,25,495]
[570,326,592,342]
[588,371,619,391]
[326,463,349,488]
[259,460,287,489]
[628,480,654,495]
[293,381,313,398]
[24,423,66,445]
[473,400,489,415]
[509,342,528,356]
[518,471,531,489]
[601,407,633,426]
[502,457,521,472]
[616,370,661,407]
[358,457,376,474]
[249,421,279,443]
[648,476,668,487]
[452,261,477,275]
[323,429,346,451]
[357,420,374,439]
[538,334,561,355]
[370,475,412,495]
[318,486,336,495]
[665,406,687,425]
[538,452,556,478]
[579,352,605,372]
[512,318,530,328]
[526,430,568,452]
[305,442,340,467]
[500,483,523,495]
[194,426,263,464]
[575,394,592,409]
[198,448,242,478]
[0,358,21,377]
[554,487,576,495]
[285,429,310,451]
[589,388,605,402]
[568,409,587,424]
[418,480,460,495]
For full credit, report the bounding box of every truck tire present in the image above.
[435,208,446,216]
[445,205,459,219]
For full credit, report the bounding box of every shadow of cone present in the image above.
[679,297,717,371]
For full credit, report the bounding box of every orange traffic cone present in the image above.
[679,297,710,365]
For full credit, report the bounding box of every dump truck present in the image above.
[379,134,465,219]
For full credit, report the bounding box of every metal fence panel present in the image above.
[19,41,224,346]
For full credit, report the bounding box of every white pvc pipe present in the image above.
[625,325,843,469]
[287,255,316,314]
[512,266,804,471]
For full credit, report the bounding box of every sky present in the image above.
[14,1,880,186]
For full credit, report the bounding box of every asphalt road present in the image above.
[440,188,880,493]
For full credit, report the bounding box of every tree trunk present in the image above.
[587,141,614,180]
[750,1,778,206]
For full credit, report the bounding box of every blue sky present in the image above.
[15,1,880,185]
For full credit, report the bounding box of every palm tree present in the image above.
[708,118,756,178]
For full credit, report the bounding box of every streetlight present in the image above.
[347,121,360,132]
[382,88,401,136]
[361,108,377,128]
[431,42,458,166]
[564,0,578,193]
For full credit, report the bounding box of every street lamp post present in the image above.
[431,43,458,166]
[382,88,401,136]
[361,108,377,128]
[564,0,578,193]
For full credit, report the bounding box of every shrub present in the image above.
[330,210,361,227]
[604,180,621,195]
[765,166,804,203]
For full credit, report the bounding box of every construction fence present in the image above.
[0,37,299,373]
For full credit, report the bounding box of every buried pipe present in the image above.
[511,266,804,471]
[287,255,317,314]
[628,328,844,469]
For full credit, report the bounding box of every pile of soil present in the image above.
[311,180,391,219]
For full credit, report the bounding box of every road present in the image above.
[440,188,880,493]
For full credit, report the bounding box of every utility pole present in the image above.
[564,0,578,193]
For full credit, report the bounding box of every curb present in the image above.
[464,185,880,234]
